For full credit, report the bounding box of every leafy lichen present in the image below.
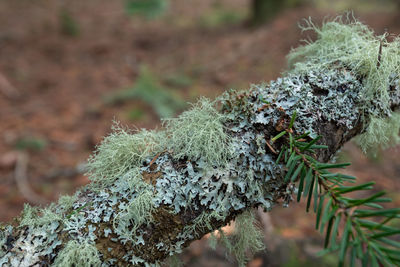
[0,225,12,260]
[287,15,400,151]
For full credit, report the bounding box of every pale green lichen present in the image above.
[86,121,165,187]
[208,231,218,250]
[53,240,101,267]
[287,15,400,111]
[19,204,62,227]
[356,112,400,153]
[57,194,78,211]
[287,15,400,152]
[113,168,155,242]
[114,189,155,241]
[183,209,227,237]
[164,97,233,166]
[216,210,265,267]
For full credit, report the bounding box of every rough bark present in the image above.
[1,67,399,266]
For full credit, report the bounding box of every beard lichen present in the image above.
[113,169,156,243]
[163,97,233,167]
[19,204,63,227]
[53,240,102,267]
[355,112,400,153]
[86,122,166,188]
[287,15,400,152]
[213,210,265,267]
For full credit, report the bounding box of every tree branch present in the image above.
[1,22,400,267]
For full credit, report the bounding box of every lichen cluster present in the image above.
[53,240,101,267]
[86,122,165,187]
[287,15,400,151]
[355,111,400,153]
[210,210,265,267]
[163,97,233,166]
[252,68,364,138]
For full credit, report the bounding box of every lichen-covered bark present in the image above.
[1,67,399,267]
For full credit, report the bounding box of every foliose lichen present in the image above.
[1,67,366,266]
[287,14,400,151]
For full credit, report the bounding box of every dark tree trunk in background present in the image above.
[250,0,301,26]
[251,0,284,26]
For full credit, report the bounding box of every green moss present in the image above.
[164,97,233,166]
[86,121,165,187]
[287,15,400,152]
[53,240,101,267]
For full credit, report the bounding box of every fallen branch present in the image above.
[14,152,48,205]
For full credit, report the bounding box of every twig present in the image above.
[14,152,48,205]
[376,36,384,69]
[0,72,20,99]
[148,151,164,167]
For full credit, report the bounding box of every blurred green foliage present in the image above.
[124,0,168,19]
[163,73,193,89]
[127,108,145,121]
[15,137,47,151]
[282,241,337,267]
[59,9,80,37]
[198,7,246,28]
[104,66,186,119]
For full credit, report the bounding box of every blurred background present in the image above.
[0,0,399,266]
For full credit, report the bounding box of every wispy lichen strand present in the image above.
[214,210,265,267]
[53,240,102,267]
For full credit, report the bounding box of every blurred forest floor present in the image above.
[0,0,399,266]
